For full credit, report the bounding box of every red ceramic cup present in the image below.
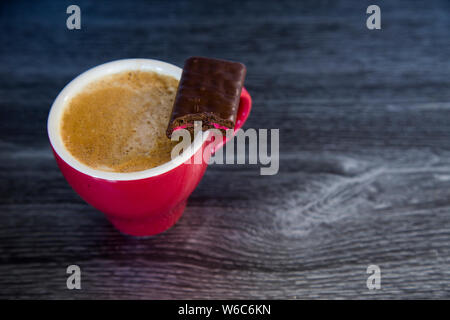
[47,59,252,236]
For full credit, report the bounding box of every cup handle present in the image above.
[211,87,252,154]
[234,87,252,131]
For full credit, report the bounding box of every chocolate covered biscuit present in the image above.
[166,56,246,137]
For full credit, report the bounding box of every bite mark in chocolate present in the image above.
[166,56,246,137]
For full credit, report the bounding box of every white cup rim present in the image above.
[47,58,207,181]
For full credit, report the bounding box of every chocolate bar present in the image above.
[166,56,246,137]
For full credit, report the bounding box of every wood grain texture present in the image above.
[0,0,449,299]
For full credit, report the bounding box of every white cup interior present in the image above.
[47,59,207,181]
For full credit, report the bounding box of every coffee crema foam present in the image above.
[61,71,179,173]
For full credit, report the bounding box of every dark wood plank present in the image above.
[0,0,449,299]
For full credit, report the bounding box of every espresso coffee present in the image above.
[61,70,179,173]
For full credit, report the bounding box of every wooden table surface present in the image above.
[0,0,449,299]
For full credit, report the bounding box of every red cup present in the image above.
[47,59,252,236]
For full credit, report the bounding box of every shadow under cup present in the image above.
[47,59,252,237]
